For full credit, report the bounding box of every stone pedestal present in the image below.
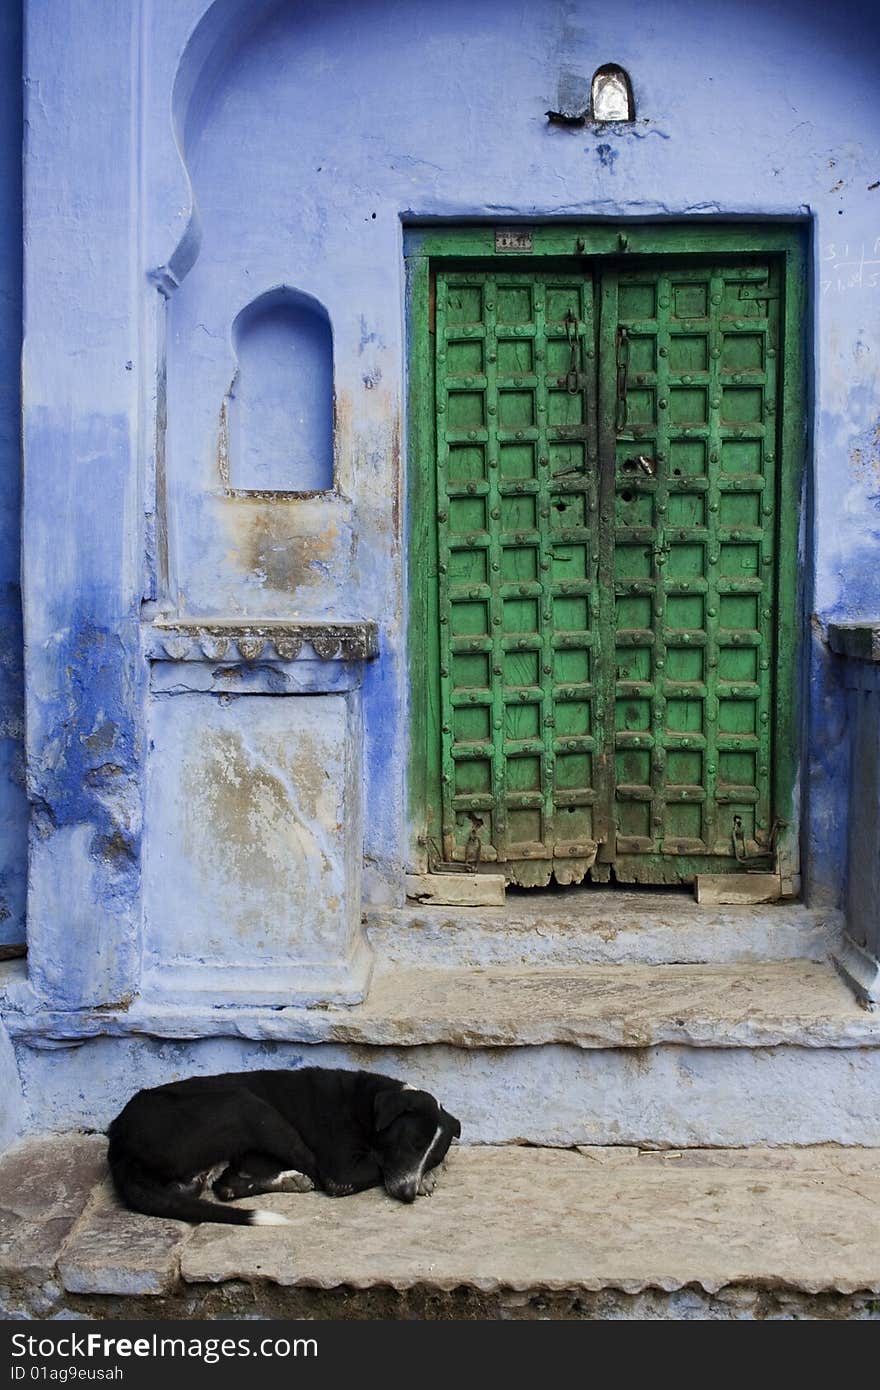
[142,621,376,1006]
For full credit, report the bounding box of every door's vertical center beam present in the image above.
[485,277,508,861]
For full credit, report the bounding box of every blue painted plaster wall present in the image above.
[6,0,880,1031]
[0,0,26,948]
[152,0,880,906]
[0,0,876,1142]
[21,0,145,1006]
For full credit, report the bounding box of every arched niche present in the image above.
[227,287,334,494]
[591,64,634,121]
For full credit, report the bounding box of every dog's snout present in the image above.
[385,1176,418,1204]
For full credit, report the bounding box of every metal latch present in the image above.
[615,326,629,430]
[622,454,656,476]
[563,309,583,394]
[732,815,786,870]
[423,817,485,874]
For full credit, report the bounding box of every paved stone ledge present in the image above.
[2,1141,879,1316]
[4,960,878,1049]
[181,1146,880,1297]
[58,1180,186,1297]
[0,1135,105,1283]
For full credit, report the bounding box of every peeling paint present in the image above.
[145,693,363,995]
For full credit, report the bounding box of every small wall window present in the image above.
[229,287,333,493]
[591,65,634,122]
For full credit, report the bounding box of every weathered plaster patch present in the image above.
[0,1018,24,1146]
[221,498,353,598]
[178,726,331,949]
[145,693,359,976]
[23,606,144,1004]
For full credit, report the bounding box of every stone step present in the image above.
[2,1137,879,1319]
[7,959,880,1148]
[366,890,842,967]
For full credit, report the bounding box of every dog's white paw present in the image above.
[249,1210,292,1227]
[275,1169,314,1193]
[416,1171,437,1197]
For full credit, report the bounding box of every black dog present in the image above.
[107,1067,461,1226]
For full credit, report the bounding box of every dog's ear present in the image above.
[374,1088,412,1132]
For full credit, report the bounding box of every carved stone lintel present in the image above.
[199,635,229,661]
[275,634,304,661]
[310,632,341,660]
[147,620,378,665]
[161,636,193,661]
[237,637,265,662]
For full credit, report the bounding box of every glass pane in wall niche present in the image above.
[591,66,633,121]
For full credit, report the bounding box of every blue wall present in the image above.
[0,0,876,1144]
[0,0,25,948]
[152,0,880,906]
[6,0,880,1015]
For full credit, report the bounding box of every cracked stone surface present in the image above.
[7,960,877,1050]
[0,1140,877,1301]
[341,961,880,1049]
[14,960,880,1050]
[367,894,841,967]
[0,1134,106,1281]
[181,1145,880,1296]
[58,1180,190,1296]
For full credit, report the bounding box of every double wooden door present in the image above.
[428,255,787,886]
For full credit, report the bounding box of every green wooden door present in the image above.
[430,254,785,887]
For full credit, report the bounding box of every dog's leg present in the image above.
[417,1168,438,1197]
[219,1093,319,1193]
[213,1152,314,1201]
[321,1153,383,1198]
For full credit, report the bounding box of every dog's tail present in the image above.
[107,1150,291,1228]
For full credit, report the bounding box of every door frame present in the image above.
[404,222,808,892]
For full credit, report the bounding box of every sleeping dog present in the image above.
[107,1066,461,1226]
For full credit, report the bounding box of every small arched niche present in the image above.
[591,65,634,122]
[228,287,334,493]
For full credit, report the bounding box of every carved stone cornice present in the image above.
[146,620,379,664]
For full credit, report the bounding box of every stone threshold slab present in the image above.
[367,895,841,966]
[4,961,878,1049]
[177,1146,880,1297]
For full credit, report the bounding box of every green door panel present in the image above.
[412,231,801,889]
[434,271,602,886]
[598,261,780,883]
